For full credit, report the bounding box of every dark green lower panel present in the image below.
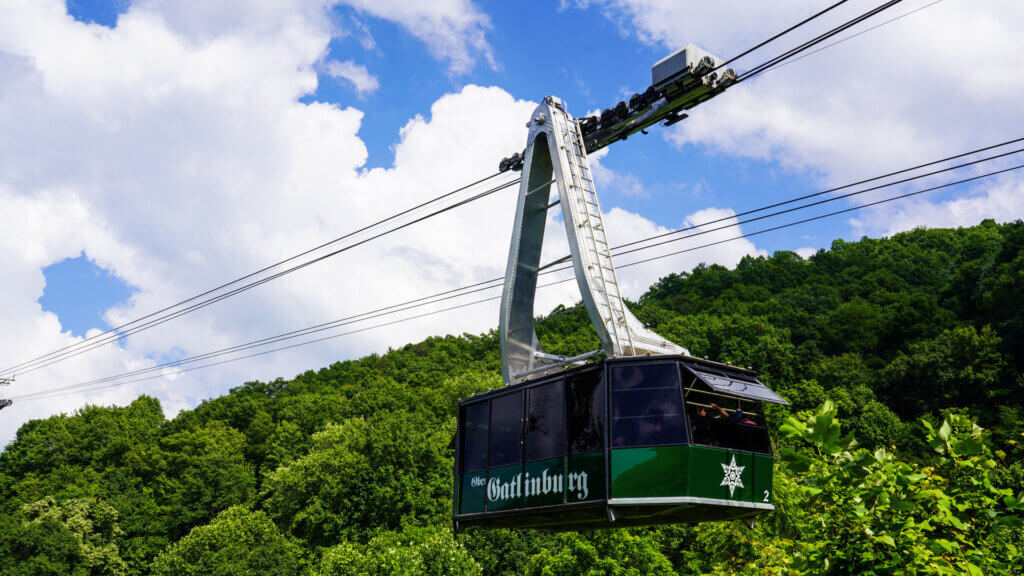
[610,445,688,498]
[687,445,774,504]
[459,471,487,514]
[610,445,773,504]
[567,451,604,503]
[457,452,606,516]
[456,445,775,531]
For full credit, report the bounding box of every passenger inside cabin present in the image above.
[726,402,759,426]
[711,402,732,420]
[688,396,764,448]
[690,405,713,445]
[684,384,774,453]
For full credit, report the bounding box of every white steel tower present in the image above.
[497,44,736,386]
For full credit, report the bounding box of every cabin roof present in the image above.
[458,355,788,406]
[682,362,790,406]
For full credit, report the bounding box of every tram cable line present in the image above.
[0,171,516,378]
[736,0,906,84]
[538,139,1024,271]
[714,0,852,71]
[614,161,1024,267]
[635,0,907,136]
[7,139,1019,396]
[0,176,523,379]
[9,268,568,398]
[11,276,583,402]
[10,297,510,402]
[556,0,905,159]
[607,147,1024,259]
[611,131,1020,254]
[757,0,946,75]
[13,159,1022,402]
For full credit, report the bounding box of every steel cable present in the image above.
[13,151,1022,401]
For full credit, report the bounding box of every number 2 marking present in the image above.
[763,490,770,502]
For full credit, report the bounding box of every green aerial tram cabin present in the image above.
[452,356,789,531]
[459,46,788,531]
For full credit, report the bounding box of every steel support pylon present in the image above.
[499,96,687,385]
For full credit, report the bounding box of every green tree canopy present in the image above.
[525,530,675,576]
[312,525,479,576]
[771,402,1024,575]
[261,412,452,545]
[150,506,305,576]
[1,221,1023,575]
[0,497,128,576]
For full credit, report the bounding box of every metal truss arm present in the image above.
[499,96,687,385]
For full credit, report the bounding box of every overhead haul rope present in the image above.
[539,140,1024,269]
[33,130,1007,387]
[758,0,947,75]
[0,171,515,377]
[13,150,1022,401]
[736,0,906,84]
[649,0,910,120]
[715,0,852,70]
[10,142,1020,397]
[609,146,1024,259]
[0,175,522,378]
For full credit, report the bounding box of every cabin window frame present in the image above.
[683,386,773,456]
[488,391,524,469]
[460,400,490,474]
[565,366,606,456]
[606,360,688,449]
[526,378,566,462]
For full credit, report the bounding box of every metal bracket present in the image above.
[498,96,687,386]
[0,376,12,411]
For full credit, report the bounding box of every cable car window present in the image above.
[610,363,676,390]
[490,393,522,467]
[610,364,685,447]
[527,380,564,461]
[686,393,771,454]
[567,370,604,455]
[461,402,489,473]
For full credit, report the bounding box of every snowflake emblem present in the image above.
[720,455,745,497]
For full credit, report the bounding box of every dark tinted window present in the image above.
[568,369,605,454]
[527,381,564,461]
[461,402,488,473]
[489,393,522,467]
[610,364,685,447]
[610,363,677,390]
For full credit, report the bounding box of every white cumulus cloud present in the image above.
[324,59,380,95]
[573,0,1024,237]
[0,1,763,444]
[339,0,495,74]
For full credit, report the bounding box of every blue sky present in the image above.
[39,254,134,337]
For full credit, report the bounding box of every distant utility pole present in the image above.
[0,376,12,410]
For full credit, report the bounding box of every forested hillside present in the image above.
[2,220,1022,575]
